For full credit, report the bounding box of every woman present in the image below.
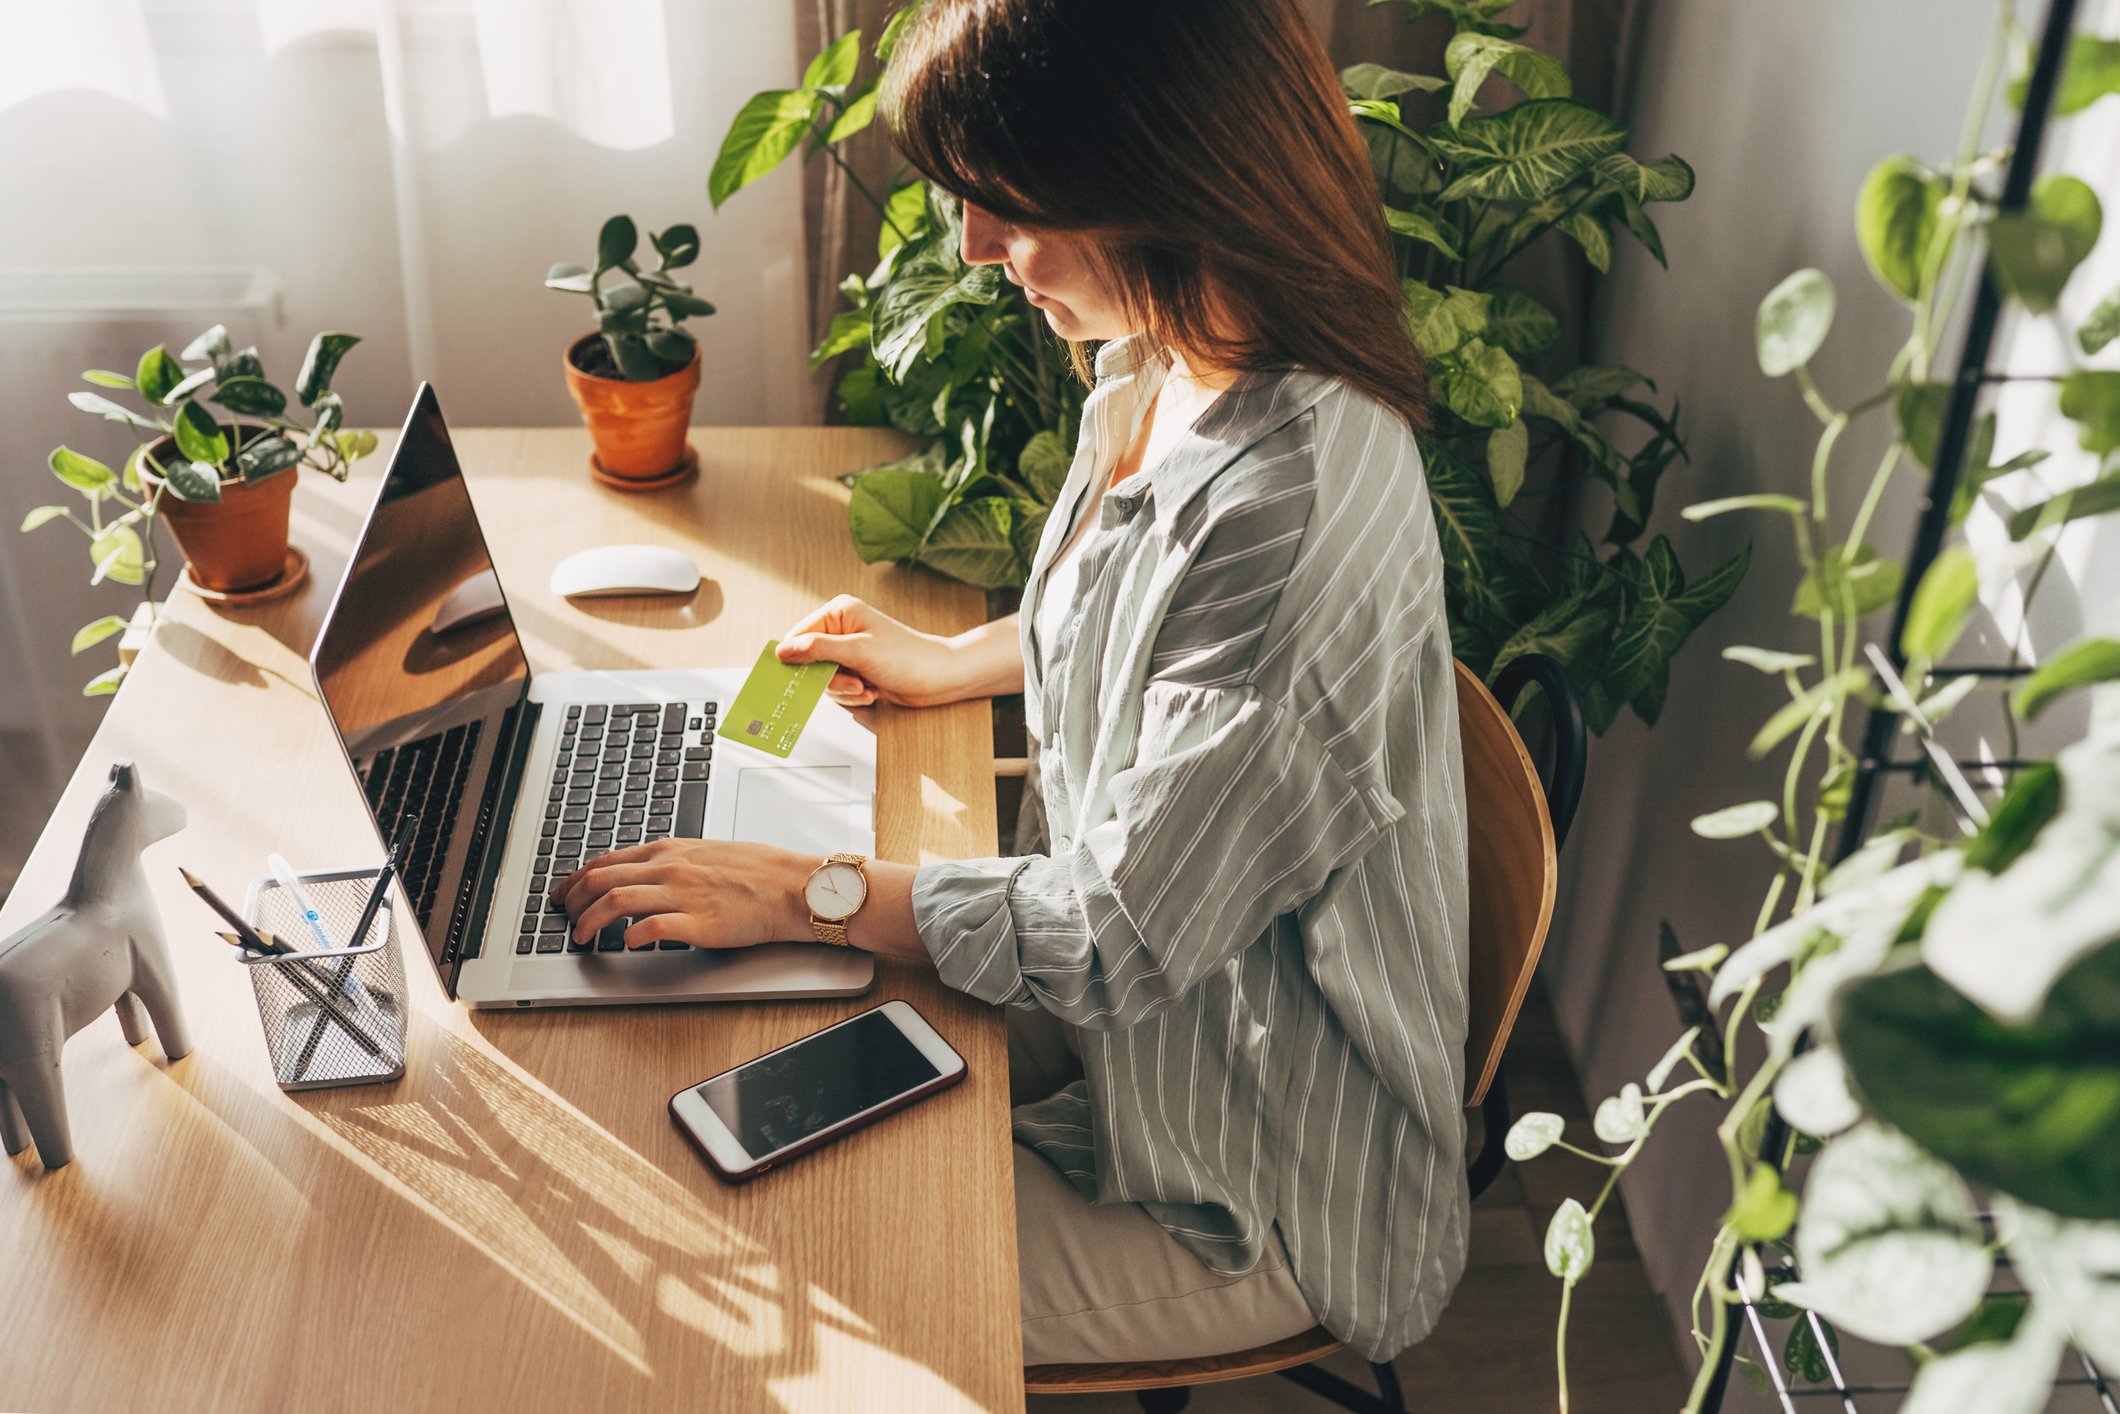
[553,0,1470,1367]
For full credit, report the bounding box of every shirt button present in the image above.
[1053,834,1072,852]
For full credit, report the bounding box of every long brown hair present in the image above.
[879,0,1429,430]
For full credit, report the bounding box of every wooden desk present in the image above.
[0,429,1023,1413]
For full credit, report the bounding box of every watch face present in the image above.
[805,860,867,921]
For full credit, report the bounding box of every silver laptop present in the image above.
[310,385,875,1007]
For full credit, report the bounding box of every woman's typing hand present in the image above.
[779,596,1024,707]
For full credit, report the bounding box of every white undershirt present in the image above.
[1035,458,1114,657]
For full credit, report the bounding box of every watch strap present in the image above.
[807,853,870,947]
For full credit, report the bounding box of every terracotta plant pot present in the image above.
[141,429,295,593]
[562,332,702,482]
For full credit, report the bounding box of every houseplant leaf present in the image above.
[545,261,595,292]
[2057,369,2120,454]
[172,401,229,466]
[210,376,287,418]
[919,496,1022,590]
[1856,156,1947,302]
[1602,537,1749,726]
[1989,176,2101,314]
[1756,268,1835,377]
[68,390,161,430]
[1017,429,1072,502]
[1899,544,1978,664]
[1435,338,1522,428]
[1835,944,2120,1220]
[70,615,130,655]
[1339,62,1447,100]
[1442,31,1571,128]
[2082,284,2120,355]
[801,30,861,92]
[847,462,948,563]
[1430,98,1627,203]
[1481,286,1559,358]
[47,446,115,495]
[2013,637,2120,720]
[1781,1121,1991,1344]
[1382,206,1461,260]
[234,434,302,482]
[1793,542,1902,619]
[88,524,144,586]
[2007,472,2120,541]
[709,90,820,208]
[135,344,182,404]
[1485,419,1528,506]
[164,460,223,502]
[295,332,361,408]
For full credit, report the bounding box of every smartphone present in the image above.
[669,1000,967,1182]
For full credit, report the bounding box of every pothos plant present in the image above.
[22,326,372,694]
[1504,10,2120,1411]
[714,2,1744,734]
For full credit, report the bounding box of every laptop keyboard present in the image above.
[360,720,481,932]
[517,699,716,957]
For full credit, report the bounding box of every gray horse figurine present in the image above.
[0,760,190,1168]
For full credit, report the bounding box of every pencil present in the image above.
[212,931,388,1062]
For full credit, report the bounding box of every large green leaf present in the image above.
[88,524,144,586]
[2058,369,2120,455]
[1900,545,1978,665]
[1895,381,1952,469]
[1382,205,1461,261]
[1480,285,1559,359]
[1435,338,1522,428]
[1485,419,1528,507]
[1856,157,1948,302]
[47,446,115,495]
[2082,284,2120,356]
[1600,536,1750,725]
[2009,34,2120,115]
[1989,176,2102,314]
[878,180,929,258]
[1431,98,1627,204]
[134,344,182,404]
[1793,541,1903,620]
[1442,31,1571,128]
[919,496,1022,590]
[233,433,303,482]
[801,30,861,91]
[1557,210,1611,272]
[1591,151,1695,203]
[1550,363,1645,411]
[1836,944,2120,1220]
[2013,637,2120,720]
[870,229,1004,379]
[2007,473,2120,542]
[68,390,161,430]
[295,332,360,408]
[1340,62,1448,100]
[211,375,287,418]
[1782,1122,1992,1345]
[1425,444,1503,589]
[164,460,223,502]
[172,401,229,466]
[1487,589,1615,680]
[709,90,820,208]
[847,462,947,563]
[1401,282,1489,357]
[1756,268,1835,377]
[1017,429,1071,502]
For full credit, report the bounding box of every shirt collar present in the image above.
[1108,363,1341,529]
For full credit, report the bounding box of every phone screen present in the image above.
[691,1009,943,1160]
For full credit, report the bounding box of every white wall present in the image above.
[1555,0,2120,1392]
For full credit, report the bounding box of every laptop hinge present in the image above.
[440,694,540,996]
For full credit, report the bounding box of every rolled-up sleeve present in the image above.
[912,681,1402,1028]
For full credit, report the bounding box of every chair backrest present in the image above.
[1453,660,1558,1108]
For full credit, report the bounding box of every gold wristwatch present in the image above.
[803,852,870,946]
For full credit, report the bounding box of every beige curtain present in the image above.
[798,0,1638,423]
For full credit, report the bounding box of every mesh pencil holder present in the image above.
[240,867,408,1091]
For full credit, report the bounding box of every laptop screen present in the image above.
[311,385,530,974]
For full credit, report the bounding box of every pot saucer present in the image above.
[177,545,310,606]
[590,446,699,493]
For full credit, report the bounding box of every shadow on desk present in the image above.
[145,1017,990,1410]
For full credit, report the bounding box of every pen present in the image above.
[267,853,337,952]
[211,931,388,1061]
[290,816,414,1080]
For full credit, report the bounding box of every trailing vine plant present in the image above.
[712,1,1747,731]
[1504,9,2120,1411]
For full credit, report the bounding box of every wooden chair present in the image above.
[1023,655,1586,1413]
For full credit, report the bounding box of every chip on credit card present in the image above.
[717,641,838,758]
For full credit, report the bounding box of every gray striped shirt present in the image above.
[911,334,1470,1360]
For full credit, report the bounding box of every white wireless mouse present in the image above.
[549,544,702,599]
[432,568,508,633]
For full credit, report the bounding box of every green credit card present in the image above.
[717,641,837,759]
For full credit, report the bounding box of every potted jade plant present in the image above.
[22,326,374,693]
[546,215,716,488]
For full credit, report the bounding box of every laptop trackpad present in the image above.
[732,764,865,855]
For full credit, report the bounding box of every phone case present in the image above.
[669,1004,967,1183]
